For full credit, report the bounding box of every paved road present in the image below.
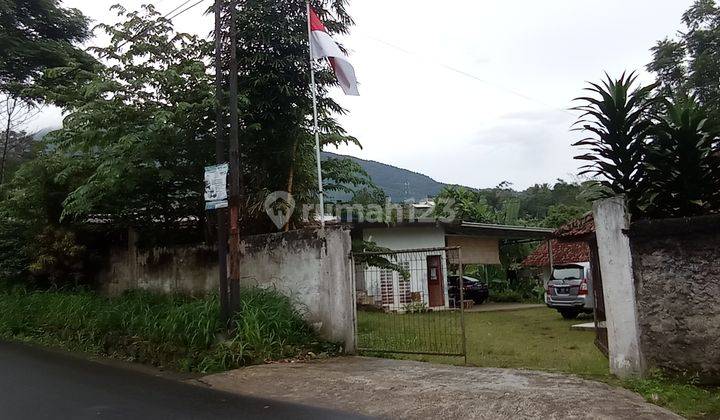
[0,341,367,420]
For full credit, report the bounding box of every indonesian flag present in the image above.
[309,7,359,96]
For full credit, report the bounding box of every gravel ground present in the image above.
[197,356,680,419]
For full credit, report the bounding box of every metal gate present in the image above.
[352,247,467,362]
[590,239,609,357]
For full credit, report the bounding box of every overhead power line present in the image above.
[358,32,575,117]
[114,0,209,52]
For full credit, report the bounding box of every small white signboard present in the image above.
[204,163,229,210]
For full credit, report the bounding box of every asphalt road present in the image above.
[0,341,368,420]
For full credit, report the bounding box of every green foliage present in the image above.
[231,0,370,231]
[572,72,657,215]
[648,0,720,124]
[623,371,720,419]
[41,5,215,233]
[352,239,411,280]
[0,288,333,373]
[0,0,95,96]
[572,73,720,218]
[543,204,589,228]
[644,98,720,217]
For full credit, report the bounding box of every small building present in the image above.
[352,221,552,311]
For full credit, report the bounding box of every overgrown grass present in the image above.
[621,373,720,419]
[358,307,607,376]
[0,287,336,373]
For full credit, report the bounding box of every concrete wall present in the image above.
[98,227,356,352]
[593,197,645,378]
[630,216,720,383]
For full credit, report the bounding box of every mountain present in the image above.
[322,151,448,202]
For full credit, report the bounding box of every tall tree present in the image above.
[231,0,367,232]
[0,95,37,185]
[37,5,216,240]
[648,0,720,123]
[0,0,94,96]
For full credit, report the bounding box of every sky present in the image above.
[34,0,696,190]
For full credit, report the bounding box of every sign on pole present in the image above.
[205,163,229,210]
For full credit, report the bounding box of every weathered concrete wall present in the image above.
[98,227,355,352]
[630,217,720,382]
[593,197,645,378]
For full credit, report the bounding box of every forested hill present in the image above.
[322,151,447,201]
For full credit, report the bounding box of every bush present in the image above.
[0,288,335,372]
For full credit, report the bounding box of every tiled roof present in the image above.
[553,212,595,239]
[522,214,595,267]
[522,240,590,267]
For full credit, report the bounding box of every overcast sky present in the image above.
[36,0,695,189]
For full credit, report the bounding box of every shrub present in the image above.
[0,288,334,372]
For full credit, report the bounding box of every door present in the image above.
[427,255,445,307]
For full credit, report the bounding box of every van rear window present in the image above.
[552,266,583,280]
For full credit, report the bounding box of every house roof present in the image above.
[352,220,554,240]
[446,222,554,239]
[522,214,595,267]
[553,212,595,240]
[522,239,591,267]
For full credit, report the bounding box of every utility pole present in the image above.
[227,0,242,311]
[214,0,230,324]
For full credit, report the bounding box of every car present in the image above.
[448,275,489,306]
[545,263,594,319]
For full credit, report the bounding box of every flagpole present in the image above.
[306,1,325,231]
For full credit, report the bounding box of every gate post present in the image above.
[593,196,645,378]
[458,248,467,365]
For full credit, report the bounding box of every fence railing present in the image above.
[352,247,466,360]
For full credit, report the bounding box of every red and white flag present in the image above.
[309,7,359,96]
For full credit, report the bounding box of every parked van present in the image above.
[545,263,593,319]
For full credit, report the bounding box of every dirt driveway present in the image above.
[197,357,679,419]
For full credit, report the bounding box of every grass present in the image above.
[358,307,720,419]
[0,287,336,373]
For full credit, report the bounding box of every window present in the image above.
[398,261,411,304]
[380,269,394,306]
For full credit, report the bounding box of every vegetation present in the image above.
[648,0,720,124]
[0,0,94,96]
[572,0,720,219]
[0,2,376,287]
[0,286,335,373]
[623,372,720,419]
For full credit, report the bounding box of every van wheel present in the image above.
[559,309,579,320]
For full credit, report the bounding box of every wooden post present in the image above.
[213,0,230,324]
[227,0,242,312]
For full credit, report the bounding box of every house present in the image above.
[352,220,552,311]
[522,213,595,283]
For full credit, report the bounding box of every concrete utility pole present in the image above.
[227,0,242,311]
[214,0,230,323]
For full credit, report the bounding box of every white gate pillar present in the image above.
[593,196,645,377]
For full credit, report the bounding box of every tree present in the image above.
[231,0,366,232]
[571,72,657,215]
[648,0,720,123]
[33,5,216,242]
[0,0,95,96]
[644,98,720,217]
[0,95,37,185]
